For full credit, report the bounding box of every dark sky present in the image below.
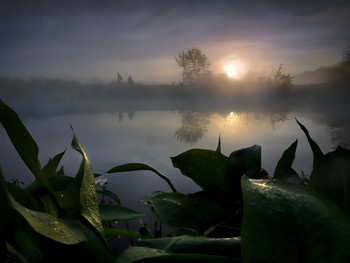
[1,0,349,83]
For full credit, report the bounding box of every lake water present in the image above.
[0,109,340,197]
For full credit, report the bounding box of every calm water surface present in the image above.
[1,110,336,192]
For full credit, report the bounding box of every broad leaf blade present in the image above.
[309,146,350,214]
[42,150,66,177]
[104,227,143,238]
[274,140,303,184]
[116,246,237,263]
[227,145,262,199]
[298,119,350,214]
[296,119,323,161]
[0,169,11,247]
[171,149,228,193]
[106,163,177,192]
[141,191,229,235]
[241,176,350,262]
[70,127,104,237]
[228,145,261,179]
[139,236,241,257]
[9,194,101,245]
[99,204,145,222]
[0,100,55,197]
[5,182,38,210]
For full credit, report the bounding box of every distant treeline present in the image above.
[0,61,349,119]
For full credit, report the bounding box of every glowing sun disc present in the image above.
[224,65,238,78]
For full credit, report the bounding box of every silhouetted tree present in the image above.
[272,64,294,95]
[175,47,210,85]
[117,72,123,83]
[127,76,134,85]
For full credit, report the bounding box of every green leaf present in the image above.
[0,169,11,257]
[39,194,59,217]
[104,227,143,238]
[5,182,38,210]
[116,246,168,263]
[116,246,237,263]
[9,194,102,245]
[0,100,56,198]
[99,204,145,222]
[273,140,303,184]
[171,149,228,193]
[226,145,262,199]
[42,150,66,177]
[216,135,221,153]
[298,119,350,214]
[227,145,261,179]
[141,192,229,235]
[70,127,105,237]
[296,119,323,160]
[106,163,177,192]
[241,176,350,262]
[310,146,350,214]
[139,236,241,258]
[12,228,43,262]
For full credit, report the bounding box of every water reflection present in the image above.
[174,111,209,144]
[118,111,135,122]
[270,112,289,130]
[113,108,349,149]
[222,111,289,130]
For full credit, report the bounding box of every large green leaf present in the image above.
[41,150,66,177]
[0,169,11,260]
[99,204,145,222]
[9,194,102,245]
[171,149,229,193]
[26,174,74,199]
[141,191,229,235]
[273,140,303,184]
[70,127,105,237]
[106,163,177,192]
[139,236,241,257]
[296,119,323,160]
[0,100,56,198]
[226,145,262,199]
[116,246,238,263]
[241,176,350,262]
[104,227,143,238]
[227,145,261,179]
[11,228,43,262]
[298,120,350,214]
[5,182,38,211]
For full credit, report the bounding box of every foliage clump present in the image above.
[175,47,210,85]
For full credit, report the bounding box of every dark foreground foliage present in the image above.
[1,99,350,262]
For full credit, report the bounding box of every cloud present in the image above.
[1,0,350,82]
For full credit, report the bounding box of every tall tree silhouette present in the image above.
[175,47,210,85]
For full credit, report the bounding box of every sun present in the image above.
[224,64,238,78]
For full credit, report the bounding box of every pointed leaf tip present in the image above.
[216,134,221,153]
[296,119,323,159]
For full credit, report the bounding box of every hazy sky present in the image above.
[1,0,350,83]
